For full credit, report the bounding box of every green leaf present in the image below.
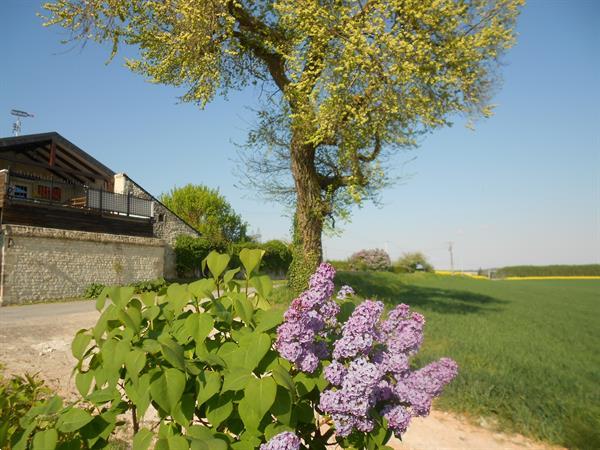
[159,336,186,370]
[223,267,241,283]
[221,366,252,392]
[75,370,94,397]
[294,372,316,396]
[215,341,239,367]
[188,278,216,300]
[125,349,147,380]
[264,422,294,441]
[166,283,190,313]
[233,295,254,325]
[254,308,284,333]
[101,338,130,371]
[172,392,195,427]
[271,364,296,397]
[271,387,295,426]
[132,428,153,450]
[184,313,214,344]
[249,275,272,300]
[56,408,93,433]
[150,368,186,415]
[205,251,230,279]
[156,435,189,450]
[239,377,277,430]
[205,391,234,427]
[72,331,92,360]
[110,286,135,309]
[196,371,221,406]
[124,373,151,417]
[32,428,58,450]
[239,248,264,277]
[233,332,271,371]
[86,387,119,405]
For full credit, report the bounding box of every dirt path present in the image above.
[0,301,562,450]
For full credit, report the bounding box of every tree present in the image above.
[160,184,248,245]
[44,0,523,291]
[396,252,434,273]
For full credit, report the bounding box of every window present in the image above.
[158,213,165,222]
[13,185,28,199]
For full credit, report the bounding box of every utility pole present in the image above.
[447,242,454,273]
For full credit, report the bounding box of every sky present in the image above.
[1,0,598,270]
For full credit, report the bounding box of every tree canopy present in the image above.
[44,0,523,290]
[160,184,248,245]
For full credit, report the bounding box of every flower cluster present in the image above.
[336,285,355,299]
[349,248,391,271]
[320,301,458,437]
[260,432,301,450]
[275,263,340,372]
[276,265,458,440]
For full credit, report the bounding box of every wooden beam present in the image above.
[49,140,56,166]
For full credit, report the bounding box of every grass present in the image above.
[273,272,600,449]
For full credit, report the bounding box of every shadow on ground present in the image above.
[336,272,505,315]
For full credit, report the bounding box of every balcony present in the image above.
[0,170,155,237]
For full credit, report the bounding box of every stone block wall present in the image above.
[114,173,200,278]
[0,225,165,306]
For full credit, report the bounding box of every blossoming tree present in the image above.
[43,0,523,291]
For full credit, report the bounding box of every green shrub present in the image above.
[174,235,226,277]
[130,277,169,293]
[83,283,105,299]
[496,264,600,278]
[0,365,62,449]
[328,259,352,271]
[394,252,434,273]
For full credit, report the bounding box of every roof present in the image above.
[0,132,115,184]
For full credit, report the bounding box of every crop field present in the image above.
[273,272,600,449]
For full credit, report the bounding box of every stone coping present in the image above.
[1,224,165,247]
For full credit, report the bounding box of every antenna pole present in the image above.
[447,242,454,273]
[12,118,21,136]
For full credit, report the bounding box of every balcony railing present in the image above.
[4,173,154,219]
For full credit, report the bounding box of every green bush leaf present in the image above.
[150,368,186,415]
[189,278,216,300]
[159,336,186,370]
[72,331,92,360]
[205,391,234,427]
[132,428,153,450]
[155,435,189,450]
[254,308,284,333]
[166,284,190,313]
[223,268,241,284]
[125,349,147,380]
[234,333,271,371]
[206,251,230,279]
[271,364,296,397]
[233,295,254,326]
[239,377,277,430]
[184,313,214,344]
[271,387,295,426]
[239,248,265,277]
[32,428,58,450]
[196,371,221,406]
[249,275,273,300]
[125,373,151,417]
[222,366,252,392]
[75,370,94,397]
[110,286,135,309]
[56,408,93,433]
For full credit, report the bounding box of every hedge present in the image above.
[496,264,600,278]
[174,235,292,278]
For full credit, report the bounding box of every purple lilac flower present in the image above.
[260,432,301,450]
[275,263,339,372]
[381,404,412,434]
[332,300,383,360]
[324,360,347,386]
[337,285,355,300]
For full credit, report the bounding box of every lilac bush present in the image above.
[276,263,458,446]
[349,248,392,271]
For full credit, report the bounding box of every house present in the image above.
[0,132,199,305]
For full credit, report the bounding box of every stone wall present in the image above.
[0,225,165,306]
[114,173,200,278]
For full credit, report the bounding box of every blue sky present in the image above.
[1,0,598,269]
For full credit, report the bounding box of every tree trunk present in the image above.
[287,134,324,294]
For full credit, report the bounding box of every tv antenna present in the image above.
[10,109,35,136]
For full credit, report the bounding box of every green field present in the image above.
[274,272,600,449]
